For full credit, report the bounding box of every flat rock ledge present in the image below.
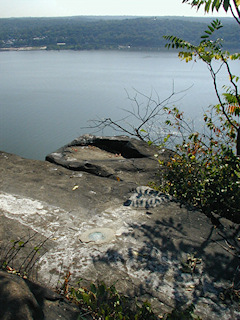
[0,135,240,320]
[45,134,173,184]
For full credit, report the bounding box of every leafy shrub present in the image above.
[70,280,157,320]
[157,107,240,222]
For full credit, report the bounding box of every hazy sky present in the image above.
[0,0,232,18]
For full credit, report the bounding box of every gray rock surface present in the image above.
[0,271,43,320]
[0,135,240,319]
[0,271,83,320]
[45,134,171,183]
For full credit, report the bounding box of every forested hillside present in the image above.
[0,16,239,51]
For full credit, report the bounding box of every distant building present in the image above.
[118,45,131,50]
[33,37,46,41]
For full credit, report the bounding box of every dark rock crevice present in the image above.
[45,134,171,182]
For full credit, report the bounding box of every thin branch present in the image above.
[230,1,240,25]
[195,46,238,131]
[222,56,240,106]
[209,61,238,130]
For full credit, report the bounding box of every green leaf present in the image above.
[98,283,107,297]
[205,0,212,12]
[234,170,240,178]
[208,25,214,32]
[164,134,171,143]
[90,283,97,294]
[212,19,223,30]
[18,241,25,247]
[223,0,230,11]
[212,0,221,11]
[81,292,90,304]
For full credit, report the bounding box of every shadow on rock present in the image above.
[89,208,240,318]
[0,271,44,320]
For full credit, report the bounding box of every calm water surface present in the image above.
[0,50,238,160]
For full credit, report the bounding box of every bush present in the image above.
[161,142,240,220]
[157,107,240,222]
[69,281,157,320]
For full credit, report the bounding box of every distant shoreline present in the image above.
[0,46,47,51]
[0,16,238,53]
[0,45,239,53]
[0,46,170,52]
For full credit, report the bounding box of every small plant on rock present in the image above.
[69,280,157,320]
[0,233,47,278]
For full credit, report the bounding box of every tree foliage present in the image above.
[155,0,240,222]
[164,13,240,154]
[183,0,240,24]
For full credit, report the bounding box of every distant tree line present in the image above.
[0,16,239,51]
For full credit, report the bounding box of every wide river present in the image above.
[0,50,239,160]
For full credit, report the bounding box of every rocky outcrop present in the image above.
[0,135,239,320]
[46,134,173,183]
